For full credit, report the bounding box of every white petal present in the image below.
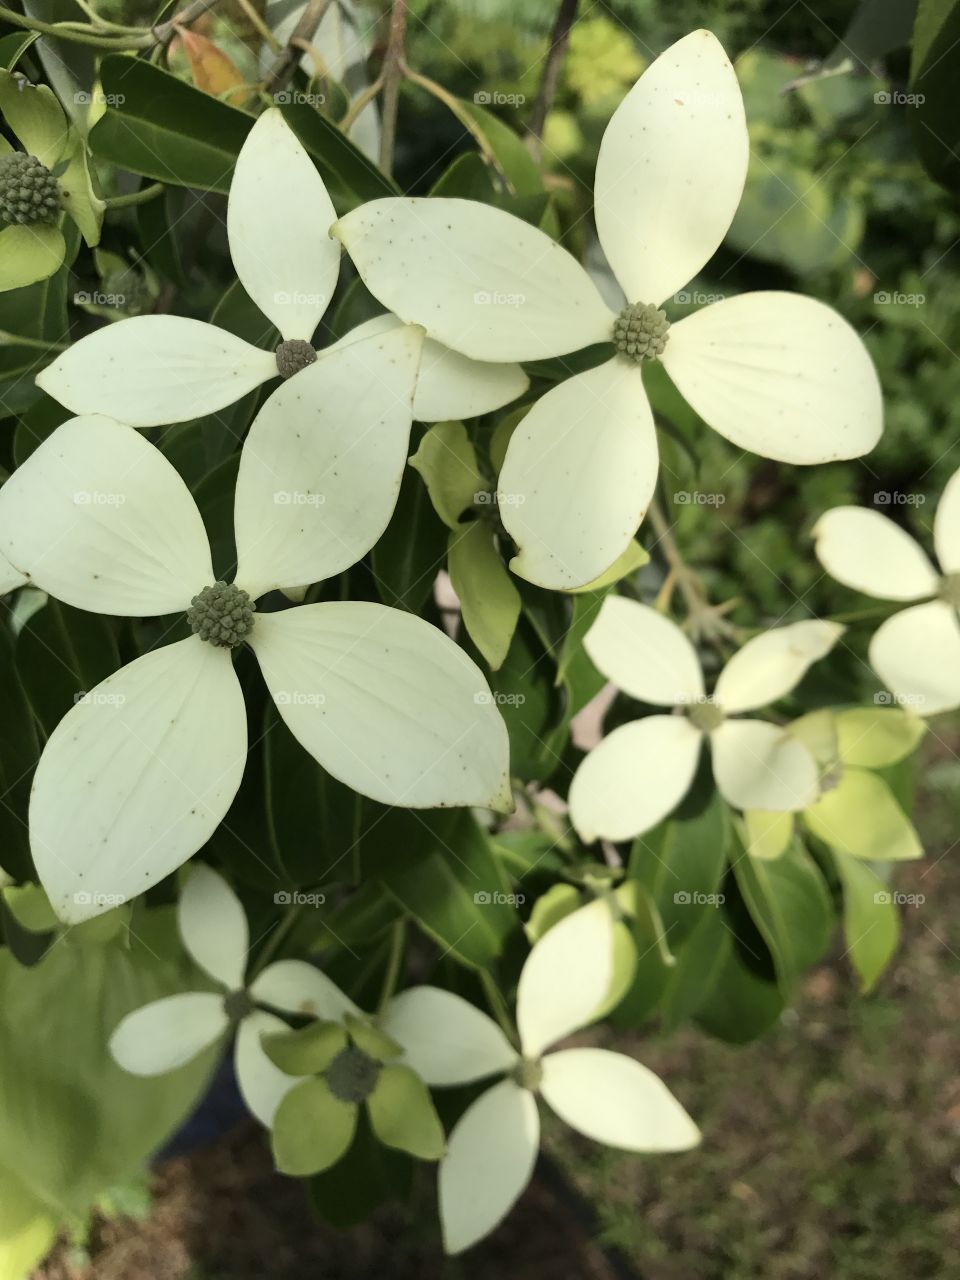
[333,197,613,361]
[517,898,614,1058]
[178,864,249,990]
[249,959,360,1020]
[0,416,212,615]
[234,1009,299,1126]
[662,292,882,463]
[109,993,226,1074]
[250,603,511,810]
[439,1080,540,1254]
[583,596,703,704]
[498,358,658,589]
[934,465,960,575]
[714,620,844,714]
[595,30,747,306]
[0,549,26,594]
[233,325,421,598]
[540,1048,700,1151]
[380,986,516,1086]
[31,639,248,923]
[710,718,818,812]
[331,314,529,421]
[813,507,938,601]
[35,316,278,427]
[869,600,960,717]
[227,108,339,342]
[569,715,702,843]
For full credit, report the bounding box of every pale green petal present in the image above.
[714,620,844,714]
[813,507,938,601]
[178,865,248,991]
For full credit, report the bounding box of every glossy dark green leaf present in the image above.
[0,623,40,878]
[15,599,121,736]
[694,922,785,1044]
[911,0,960,191]
[370,460,447,613]
[280,100,398,204]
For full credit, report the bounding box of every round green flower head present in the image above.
[187,582,256,648]
[941,572,960,608]
[325,1046,381,1103]
[0,152,61,227]
[275,338,317,379]
[222,988,256,1021]
[613,301,670,364]
[685,696,725,733]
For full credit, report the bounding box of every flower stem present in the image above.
[104,182,165,209]
[527,0,579,162]
[264,0,334,94]
[480,969,520,1049]
[377,920,406,1013]
[378,0,408,177]
[250,902,304,977]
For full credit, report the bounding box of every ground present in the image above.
[36,741,960,1280]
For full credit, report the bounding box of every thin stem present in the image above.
[377,920,406,1013]
[403,64,512,190]
[647,496,738,644]
[378,0,408,176]
[0,330,68,351]
[250,903,304,977]
[527,0,579,161]
[264,0,334,95]
[152,0,224,44]
[233,0,282,53]
[0,7,145,46]
[480,969,520,1049]
[339,73,383,132]
[104,182,165,209]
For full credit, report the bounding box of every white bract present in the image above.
[381,900,698,1253]
[814,467,960,716]
[110,865,359,1126]
[569,599,843,841]
[0,397,511,924]
[35,108,526,426]
[333,29,882,589]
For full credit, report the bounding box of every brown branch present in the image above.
[527,0,578,161]
[264,0,335,96]
[378,0,408,177]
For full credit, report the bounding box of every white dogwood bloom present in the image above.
[814,466,960,715]
[0,394,511,924]
[35,108,526,426]
[381,900,698,1253]
[334,30,882,589]
[569,599,843,841]
[110,865,359,1126]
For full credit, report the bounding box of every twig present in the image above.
[527,0,579,162]
[152,0,223,46]
[647,496,737,643]
[378,0,408,176]
[264,0,334,96]
[104,181,165,209]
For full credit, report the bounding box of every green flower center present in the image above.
[275,338,318,379]
[0,152,61,227]
[223,988,256,1021]
[510,1056,543,1091]
[187,582,256,648]
[940,572,960,608]
[613,302,670,364]
[820,761,845,793]
[685,696,725,732]
[325,1046,381,1103]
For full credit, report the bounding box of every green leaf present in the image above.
[90,56,253,192]
[803,768,922,862]
[0,31,40,70]
[345,1014,402,1063]
[408,421,484,530]
[835,706,926,767]
[730,835,834,993]
[911,0,960,191]
[566,539,649,594]
[279,101,398,204]
[367,809,516,970]
[0,222,76,419]
[371,459,447,613]
[485,617,564,782]
[447,521,520,670]
[0,69,68,165]
[57,131,105,247]
[366,1064,445,1160]
[308,1108,412,1225]
[2,884,57,934]
[525,882,580,942]
[451,98,542,196]
[271,1076,358,1176]
[262,1021,348,1076]
[0,624,40,878]
[833,851,900,992]
[429,151,496,200]
[15,598,121,736]
[628,759,729,950]
[694,921,785,1044]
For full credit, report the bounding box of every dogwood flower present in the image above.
[35,108,526,426]
[334,30,882,589]
[110,865,359,1125]
[0,69,104,290]
[381,900,698,1253]
[0,374,511,924]
[744,706,924,863]
[569,599,843,841]
[813,466,960,715]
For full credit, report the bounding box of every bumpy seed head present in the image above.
[223,988,256,1021]
[511,1057,543,1091]
[275,338,317,379]
[940,572,960,608]
[0,152,61,227]
[187,582,256,648]
[613,301,670,364]
[325,1046,381,1103]
[685,696,725,733]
